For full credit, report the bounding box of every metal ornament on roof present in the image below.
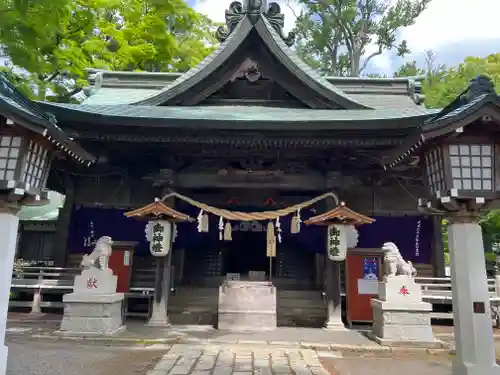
[216,1,295,46]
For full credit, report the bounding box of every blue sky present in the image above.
[190,0,500,76]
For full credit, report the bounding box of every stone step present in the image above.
[277,290,324,299]
[278,301,325,309]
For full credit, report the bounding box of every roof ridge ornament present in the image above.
[266,2,295,47]
[216,1,246,42]
[216,0,295,47]
[465,74,495,102]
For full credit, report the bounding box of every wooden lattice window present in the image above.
[0,135,22,181]
[450,144,493,191]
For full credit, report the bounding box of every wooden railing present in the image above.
[10,267,79,312]
[9,267,500,324]
[9,266,162,319]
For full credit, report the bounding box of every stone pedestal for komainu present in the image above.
[369,242,441,347]
[218,280,277,331]
[57,236,126,336]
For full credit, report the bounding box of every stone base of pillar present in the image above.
[323,319,347,331]
[147,302,171,327]
[370,275,442,348]
[147,319,171,327]
[452,358,500,375]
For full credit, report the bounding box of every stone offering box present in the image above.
[218,280,277,331]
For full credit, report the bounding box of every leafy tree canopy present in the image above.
[422,53,500,108]
[291,0,431,77]
[394,51,500,108]
[394,60,424,77]
[0,0,218,101]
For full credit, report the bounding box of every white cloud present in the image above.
[193,0,500,74]
[401,0,500,54]
[367,0,500,74]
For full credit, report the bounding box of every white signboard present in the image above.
[357,278,379,295]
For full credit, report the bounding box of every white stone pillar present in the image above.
[0,208,21,375]
[324,260,346,330]
[148,252,172,327]
[324,197,346,331]
[448,218,500,375]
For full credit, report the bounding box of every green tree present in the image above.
[393,51,445,79]
[394,60,424,77]
[0,0,217,101]
[422,53,500,108]
[290,0,431,77]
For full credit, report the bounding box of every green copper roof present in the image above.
[82,82,422,109]
[257,16,369,109]
[18,191,65,221]
[38,102,438,129]
[83,88,159,105]
[133,17,252,106]
[383,75,500,169]
[127,3,369,109]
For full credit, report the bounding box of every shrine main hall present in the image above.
[5,0,487,328]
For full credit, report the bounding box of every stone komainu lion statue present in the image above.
[80,236,113,270]
[382,242,417,278]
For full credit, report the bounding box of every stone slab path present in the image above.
[147,343,334,375]
[321,357,452,375]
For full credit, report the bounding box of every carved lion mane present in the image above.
[80,236,113,270]
[382,242,417,278]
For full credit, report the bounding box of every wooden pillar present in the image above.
[431,216,446,277]
[315,253,324,288]
[148,196,175,327]
[324,197,346,330]
[53,175,74,267]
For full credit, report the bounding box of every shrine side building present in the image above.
[4,0,457,326]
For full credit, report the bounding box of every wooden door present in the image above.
[108,248,134,293]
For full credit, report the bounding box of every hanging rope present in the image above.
[161,191,339,222]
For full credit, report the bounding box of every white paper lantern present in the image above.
[327,224,348,261]
[346,225,359,248]
[144,221,153,242]
[148,220,172,257]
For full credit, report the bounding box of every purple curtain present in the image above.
[67,205,434,263]
[358,216,433,264]
[67,206,150,255]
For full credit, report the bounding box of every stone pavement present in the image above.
[6,336,165,375]
[321,356,452,375]
[147,343,333,375]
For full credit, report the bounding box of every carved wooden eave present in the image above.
[129,1,370,109]
[382,75,500,170]
[62,130,407,147]
[124,198,194,222]
[304,202,375,226]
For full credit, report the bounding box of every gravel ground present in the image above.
[6,337,166,375]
